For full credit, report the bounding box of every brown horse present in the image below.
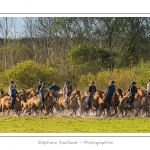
[58,90,81,116]
[14,90,28,115]
[80,91,104,116]
[119,89,146,117]
[21,90,57,116]
[99,88,123,117]
[0,90,27,115]
[26,88,37,99]
[0,90,4,97]
[141,95,150,116]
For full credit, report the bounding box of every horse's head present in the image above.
[49,90,59,99]
[135,89,146,99]
[70,90,81,105]
[44,91,50,99]
[115,88,123,98]
[0,90,4,97]
[17,90,28,102]
[94,90,104,99]
[26,88,37,99]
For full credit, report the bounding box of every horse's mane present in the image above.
[135,89,145,98]
[18,89,26,93]
[0,93,9,98]
[26,88,36,92]
[71,90,80,95]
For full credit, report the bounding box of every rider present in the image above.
[39,83,47,103]
[48,82,60,93]
[88,81,96,107]
[63,82,72,103]
[9,81,15,96]
[104,80,115,106]
[37,81,42,94]
[11,84,18,109]
[63,82,68,95]
[127,81,138,105]
[68,82,73,92]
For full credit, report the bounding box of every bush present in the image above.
[0,60,58,91]
[78,61,150,92]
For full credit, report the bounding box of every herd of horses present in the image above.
[0,88,150,117]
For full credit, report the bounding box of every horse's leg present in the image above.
[74,109,77,116]
[26,105,34,115]
[1,103,4,113]
[124,107,128,116]
[14,108,18,116]
[107,107,111,116]
[120,107,125,117]
[50,105,54,116]
[99,107,102,117]
[111,106,118,117]
[135,107,141,116]
[99,106,105,117]
[80,105,83,116]
[44,106,48,116]
[48,105,54,116]
[114,106,119,117]
[70,108,75,116]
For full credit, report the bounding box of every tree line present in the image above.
[0,17,150,91]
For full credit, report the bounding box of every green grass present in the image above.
[0,116,150,133]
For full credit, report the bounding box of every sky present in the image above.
[0,17,25,38]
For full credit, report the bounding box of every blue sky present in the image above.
[0,17,25,38]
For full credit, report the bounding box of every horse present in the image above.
[99,88,123,117]
[80,91,104,116]
[141,96,150,116]
[58,90,81,116]
[0,90,27,116]
[118,89,146,117]
[21,90,57,116]
[26,88,37,99]
[0,90,4,97]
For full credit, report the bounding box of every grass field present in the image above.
[0,116,150,133]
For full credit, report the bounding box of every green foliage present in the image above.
[0,60,58,90]
[133,60,150,87]
[78,61,150,92]
[69,44,112,67]
[78,68,132,92]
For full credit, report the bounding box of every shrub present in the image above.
[1,60,58,91]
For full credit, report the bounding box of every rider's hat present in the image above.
[91,81,95,84]
[131,81,136,85]
[110,80,115,84]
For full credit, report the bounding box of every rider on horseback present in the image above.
[39,83,47,104]
[68,82,73,92]
[9,81,18,109]
[88,81,96,107]
[48,82,60,93]
[63,82,72,103]
[104,80,115,107]
[37,81,42,94]
[127,81,138,106]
